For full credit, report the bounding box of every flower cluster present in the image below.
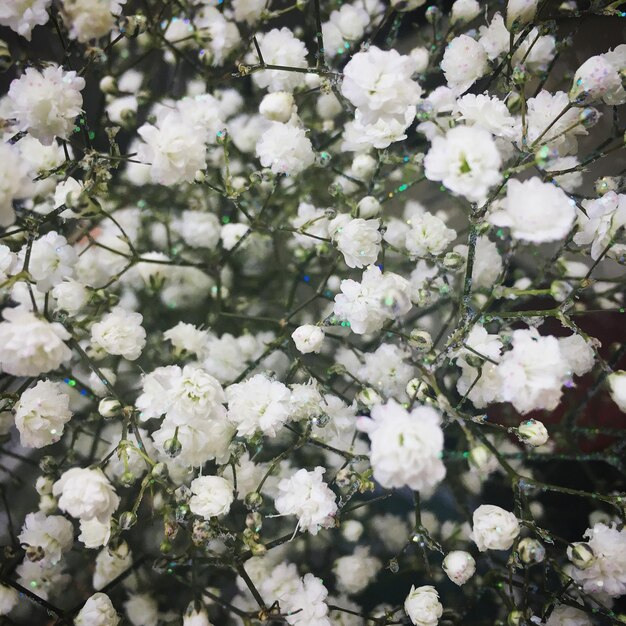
[0,0,625,625]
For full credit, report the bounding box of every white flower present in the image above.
[53,467,120,523]
[453,237,502,289]
[342,109,416,151]
[282,573,331,626]
[455,94,517,139]
[226,374,292,437]
[328,214,381,268]
[125,593,158,626]
[163,322,208,356]
[16,559,69,600]
[0,308,72,376]
[18,230,77,292]
[506,0,539,28]
[292,325,325,354]
[91,308,146,361]
[0,143,29,227]
[608,370,626,413]
[79,518,112,549]
[189,475,234,519]
[291,202,330,248]
[489,178,576,243]
[259,91,296,123]
[424,126,502,204]
[322,4,369,58]
[183,606,212,626]
[194,7,239,66]
[61,0,125,42]
[172,211,221,249]
[14,380,72,448]
[253,28,309,92]
[8,65,85,145]
[570,523,626,597]
[333,265,412,335]
[341,46,422,119]
[256,122,315,176]
[517,419,549,447]
[545,605,592,626]
[75,593,120,626]
[574,191,626,260]
[451,0,480,23]
[18,512,73,565]
[471,504,520,551]
[442,551,476,586]
[137,112,207,185]
[524,91,588,156]
[0,0,50,40]
[558,334,595,377]
[570,45,626,106]
[358,400,445,493]
[405,212,456,258]
[404,585,443,626]
[275,466,338,534]
[333,547,381,595]
[358,343,413,400]
[441,35,488,94]
[496,327,568,414]
[93,542,132,590]
[0,584,18,615]
[52,279,88,315]
[478,12,509,61]
[232,0,265,24]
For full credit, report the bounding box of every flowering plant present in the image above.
[0,0,625,625]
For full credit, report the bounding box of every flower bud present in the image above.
[244,491,264,511]
[518,537,545,564]
[443,251,465,271]
[259,91,295,123]
[567,542,595,569]
[119,511,137,530]
[451,0,480,25]
[517,419,549,447]
[356,387,382,408]
[98,397,122,419]
[119,14,148,38]
[99,75,117,94]
[151,462,169,480]
[164,436,182,458]
[357,196,381,218]
[409,329,433,351]
[507,610,524,626]
[291,325,325,354]
[595,176,620,196]
[506,0,539,30]
[443,550,476,585]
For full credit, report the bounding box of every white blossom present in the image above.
[441,35,488,94]
[292,325,325,354]
[256,122,315,176]
[333,547,381,595]
[18,511,74,565]
[91,308,146,361]
[442,551,476,586]
[574,191,626,260]
[0,0,50,39]
[189,475,234,519]
[404,585,443,626]
[471,504,520,551]
[14,380,72,448]
[75,593,120,626]
[328,214,381,268]
[8,65,85,145]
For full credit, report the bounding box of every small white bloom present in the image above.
[61,0,126,43]
[608,371,626,413]
[52,279,88,315]
[275,466,338,534]
[456,94,517,139]
[471,504,520,551]
[451,0,480,24]
[333,547,381,595]
[0,308,72,376]
[517,419,549,447]
[53,467,120,523]
[93,542,132,591]
[259,92,296,123]
[441,35,488,94]
[79,518,112,549]
[358,400,445,494]
[75,592,120,626]
[405,212,457,258]
[506,0,539,29]
[253,28,309,93]
[172,211,221,250]
[183,606,212,626]
[124,593,158,626]
[328,214,381,268]
[442,551,476,586]
[292,325,325,354]
[424,125,502,204]
[489,178,576,243]
[18,511,74,565]
[0,0,50,40]
[14,380,72,448]
[8,65,85,145]
[256,122,315,176]
[189,475,234,519]
[404,585,443,626]
[0,584,18,615]
[91,307,146,361]
[569,45,626,106]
